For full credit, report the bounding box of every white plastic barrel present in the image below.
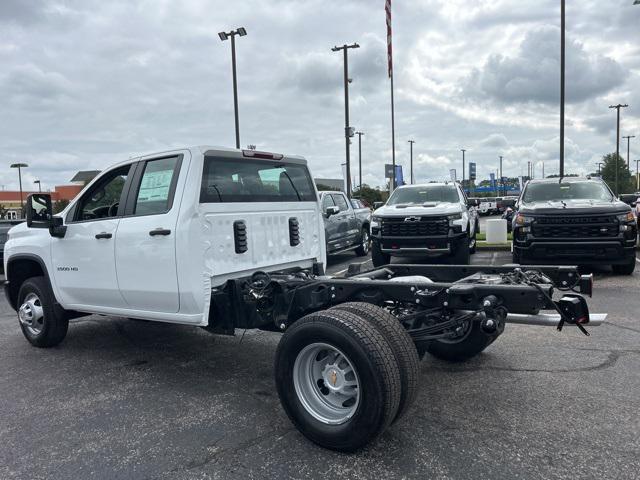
[485,219,508,244]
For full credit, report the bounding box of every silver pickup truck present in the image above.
[319,191,371,256]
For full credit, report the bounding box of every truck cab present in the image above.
[4,146,325,325]
[319,190,371,256]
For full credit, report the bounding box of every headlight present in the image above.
[515,214,533,226]
[447,213,463,226]
[617,212,635,223]
[371,216,381,228]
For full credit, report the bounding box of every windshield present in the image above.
[523,181,613,203]
[387,185,459,206]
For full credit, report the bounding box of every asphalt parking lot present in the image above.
[1,252,639,480]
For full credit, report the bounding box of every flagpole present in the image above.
[386,0,396,193]
[390,71,396,192]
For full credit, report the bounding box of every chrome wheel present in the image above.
[18,293,45,336]
[361,230,370,253]
[293,343,360,425]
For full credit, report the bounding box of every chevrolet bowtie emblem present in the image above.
[329,370,338,386]
[404,216,420,222]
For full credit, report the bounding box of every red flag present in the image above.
[385,0,392,78]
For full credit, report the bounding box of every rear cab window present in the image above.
[200,156,317,203]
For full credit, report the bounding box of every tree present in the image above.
[600,153,634,194]
[352,184,387,206]
[53,199,70,214]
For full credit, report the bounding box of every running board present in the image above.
[506,313,606,327]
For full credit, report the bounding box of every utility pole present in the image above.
[609,104,629,196]
[596,162,604,176]
[636,159,640,191]
[499,156,503,196]
[218,27,248,149]
[355,131,364,191]
[623,135,635,168]
[461,149,466,190]
[34,180,41,192]
[527,161,531,180]
[560,0,566,177]
[332,43,360,198]
[542,161,545,179]
[408,140,415,184]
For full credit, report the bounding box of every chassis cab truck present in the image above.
[5,146,603,451]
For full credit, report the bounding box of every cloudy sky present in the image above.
[1,0,639,192]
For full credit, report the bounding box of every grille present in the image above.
[381,216,448,237]
[533,215,618,238]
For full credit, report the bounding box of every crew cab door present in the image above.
[114,153,187,313]
[51,163,134,308]
[331,193,358,250]
[322,194,339,252]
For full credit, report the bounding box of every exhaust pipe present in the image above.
[505,313,606,327]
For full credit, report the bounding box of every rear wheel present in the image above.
[330,302,419,422]
[371,241,391,267]
[17,277,69,348]
[425,320,501,362]
[612,257,636,275]
[355,228,370,256]
[275,309,401,452]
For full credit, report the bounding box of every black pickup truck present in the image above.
[512,177,637,274]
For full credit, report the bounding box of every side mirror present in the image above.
[325,206,340,217]
[26,194,53,229]
[373,201,384,209]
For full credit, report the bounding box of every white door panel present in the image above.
[51,219,126,307]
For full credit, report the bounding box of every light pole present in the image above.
[218,27,247,149]
[609,104,629,195]
[10,163,28,216]
[408,140,415,184]
[34,180,41,192]
[560,0,565,177]
[461,149,466,190]
[332,42,360,198]
[622,135,635,168]
[499,156,503,196]
[596,162,604,176]
[636,159,640,191]
[355,131,364,191]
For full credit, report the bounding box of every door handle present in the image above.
[149,228,171,236]
[95,232,112,239]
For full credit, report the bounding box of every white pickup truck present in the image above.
[4,145,603,452]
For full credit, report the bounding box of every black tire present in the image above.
[425,320,500,362]
[450,238,470,265]
[275,309,401,452]
[371,241,390,267]
[17,277,69,348]
[330,302,419,423]
[355,228,370,256]
[612,257,636,275]
[469,224,478,255]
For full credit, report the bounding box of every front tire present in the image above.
[275,309,401,452]
[371,241,391,267]
[355,228,370,256]
[450,238,471,265]
[17,277,69,348]
[612,257,636,275]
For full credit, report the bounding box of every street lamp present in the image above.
[622,135,635,168]
[636,159,640,191]
[596,162,604,176]
[461,149,466,189]
[10,163,28,216]
[332,42,360,198]
[408,140,415,184]
[218,27,247,149]
[355,131,365,191]
[34,180,41,192]
[609,104,629,196]
[560,0,566,177]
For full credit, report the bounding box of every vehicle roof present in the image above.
[105,146,308,171]
[527,177,601,184]
[396,182,458,188]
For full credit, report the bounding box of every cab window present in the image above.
[322,194,335,211]
[332,194,349,212]
[74,165,131,221]
[133,157,180,216]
